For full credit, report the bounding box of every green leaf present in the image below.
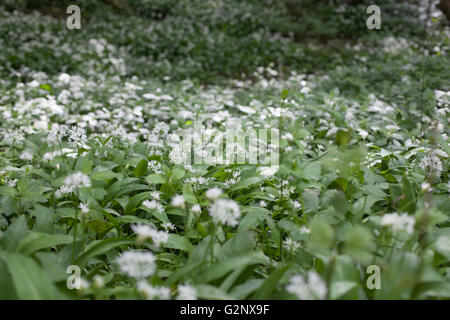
[323,189,349,214]
[308,217,334,252]
[230,279,264,299]
[39,83,52,92]
[86,219,112,233]
[202,251,269,283]
[251,264,290,299]
[75,238,135,267]
[115,215,156,226]
[302,163,321,181]
[163,234,194,252]
[265,216,280,245]
[398,174,416,213]
[0,186,17,197]
[344,225,373,264]
[125,192,151,214]
[0,259,17,299]
[33,204,54,233]
[232,176,265,191]
[91,169,121,182]
[17,233,73,255]
[302,189,319,213]
[330,281,359,300]
[237,210,266,232]
[0,215,29,252]
[196,284,236,300]
[170,168,185,182]
[145,174,167,184]
[75,157,93,175]
[0,250,60,299]
[182,183,197,204]
[219,231,256,260]
[134,159,148,177]
[336,129,351,147]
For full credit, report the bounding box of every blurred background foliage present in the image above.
[0,0,448,101]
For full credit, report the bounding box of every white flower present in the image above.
[191,204,201,213]
[169,145,187,165]
[225,178,239,187]
[153,122,170,135]
[68,126,87,148]
[109,125,137,147]
[259,200,267,207]
[419,155,443,175]
[283,238,301,251]
[7,179,17,187]
[148,160,162,173]
[116,250,156,278]
[171,194,185,208]
[43,152,56,161]
[162,222,175,231]
[282,133,294,141]
[433,149,448,158]
[55,185,74,198]
[64,172,91,189]
[143,93,158,100]
[380,213,415,234]
[47,125,67,145]
[209,199,241,227]
[138,281,171,300]
[258,166,279,177]
[149,228,169,247]
[291,200,302,209]
[177,284,197,300]
[142,200,164,213]
[286,271,327,300]
[132,224,154,242]
[232,170,241,178]
[19,150,33,161]
[27,80,39,88]
[150,191,161,200]
[93,275,104,289]
[282,186,295,197]
[421,182,432,193]
[79,278,90,290]
[435,236,450,256]
[206,187,222,201]
[300,226,310,234]
[78,202,89,214]
[3,130,24,145]
[184,163,194,172]
[58,73,71,84]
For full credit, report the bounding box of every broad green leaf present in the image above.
[33,204,54,233]
[308,217,334,253]
[145,174,167,184]
[134,159,148,177]
[196,284,236,300]
[0,250,60,299]
[232,176,265,191]
[0,215,29,252]
[251,264,290,299]
[182,183,197,204]
[170,168,185,182]
[75,238,135,267]
[302,189,319,213]
[17,232,73,255]
[202,251,269,283]
[163,234,194,252]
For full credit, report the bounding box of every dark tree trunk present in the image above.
[438,0,450,20]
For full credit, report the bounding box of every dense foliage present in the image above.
[0,0,448,300]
